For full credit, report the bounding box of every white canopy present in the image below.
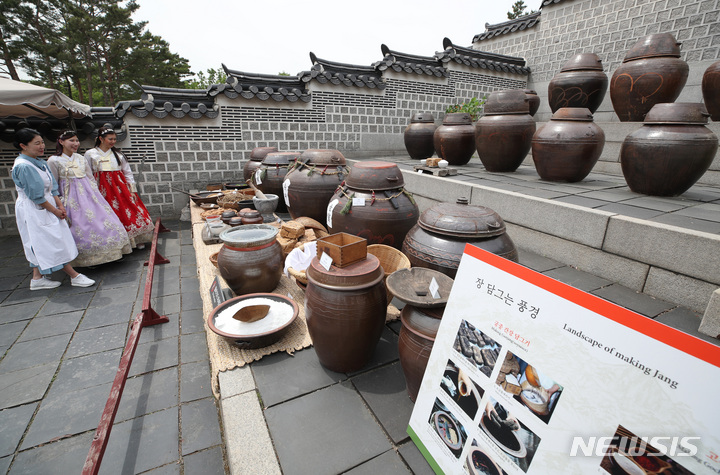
[0,77,92,119]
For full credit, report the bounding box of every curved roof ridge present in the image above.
[472,11,541,43]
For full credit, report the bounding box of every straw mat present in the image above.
[190,203,399,396]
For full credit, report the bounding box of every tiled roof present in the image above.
[215,66,311,103]
[436,38,531,75]
[541,0,571,7]
[473,11,541,42]
[299,53,386,90]
[372,44,448,77]
[115,83,218,119]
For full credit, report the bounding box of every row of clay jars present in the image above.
[327,161,419,250]
[404,89,538,165]
[284,149,349,227]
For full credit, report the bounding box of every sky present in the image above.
[133,0,531,79]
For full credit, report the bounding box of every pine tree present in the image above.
[507,1,537,20]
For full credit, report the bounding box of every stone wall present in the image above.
[0,65,526,227]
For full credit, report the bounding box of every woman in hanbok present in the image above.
[48,130,131,266]
[84,126,154,248]
[12,128,95,290]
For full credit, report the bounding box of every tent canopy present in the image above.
[0,77,92,119]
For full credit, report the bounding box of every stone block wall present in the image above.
[0,65,526,226]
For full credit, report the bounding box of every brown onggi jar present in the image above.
[305,254,387,372]
[217,225,283,296]
[402,198,517,279]
[243,146,278,182]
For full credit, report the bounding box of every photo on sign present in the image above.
[453,320,502,378]
[599,425,694,475]
[464,439,509,475]
[480,398,541,472]
[428,398,468,459]
[441,359,485,421]
[495,351,563,424]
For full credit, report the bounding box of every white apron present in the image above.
[13,157,78,271]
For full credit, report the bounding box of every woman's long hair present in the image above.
[56,130,78,156]
[94,126,127,165]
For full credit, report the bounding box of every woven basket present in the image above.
[367,244,411,301]
[209,251,219,268]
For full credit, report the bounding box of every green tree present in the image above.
[1,0,192,106]
[507,1,536,19]
[185,68,228,89]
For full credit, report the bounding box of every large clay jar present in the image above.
[475,89,535,172]
[531,108,605,182]
[404,112,437,160]
[217,225,283,295]
[610,33,689,122]
[243,146,278,182]
[548,53,608,113]
[327,161,419,250]
[306,254,387,372]
[702,60,720,121]
[284,149,348,226]
[387,267,453,402]
[402,197,518,279]
[621,103,719,196]
[254,151,299,213]
[524,89,541,116]
[434,113,475,166]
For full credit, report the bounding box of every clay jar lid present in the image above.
[643,103,711,125]
[386,268,454,308]
[261,151,300,166]
[220,224,278,247]
[442,112,473,125]
[345,161,405,191]
[550,107,594,122]
[418,197,506,238]
[483,89,530,115]
[623,33,681,62]
[298,149,346,166]
[560,52,604,71]
[306,253,384,290]
[410,112,435,123]
[249,146,278,162]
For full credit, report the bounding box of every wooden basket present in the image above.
[367,244,411,301]
[316,233,367,268]
[209,251,219,268]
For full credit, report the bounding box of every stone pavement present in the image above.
[0,220,227,475]
[1,174,719,475]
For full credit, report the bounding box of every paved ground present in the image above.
[1,161,718,475]
[0,220,227,475]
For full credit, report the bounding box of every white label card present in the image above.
[282,179,291,207]
[326,199,339,228]
[429,277,440,299]
[255,172,262,185]
[319,252,333,271]
[352,197,366,206]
